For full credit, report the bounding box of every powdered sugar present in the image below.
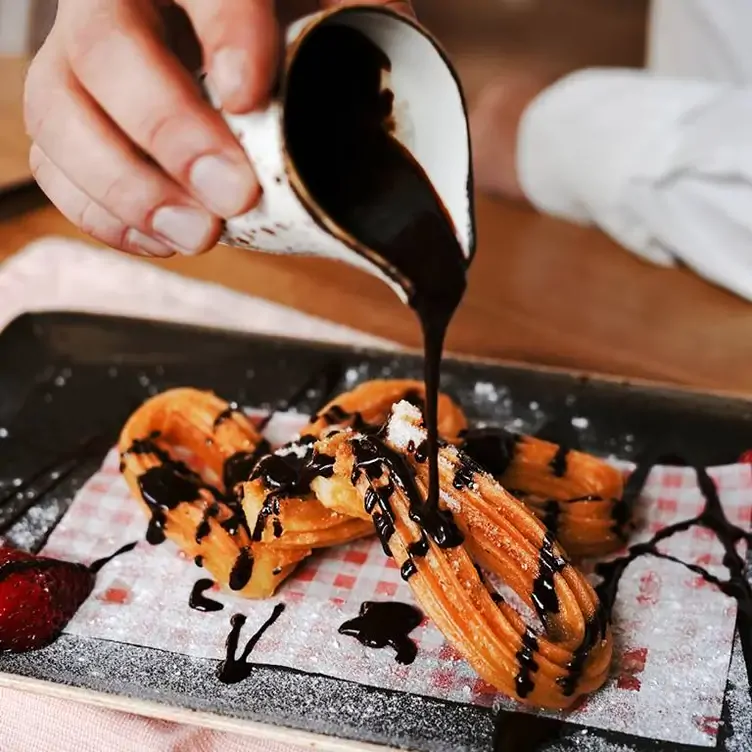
[38,409,752,747]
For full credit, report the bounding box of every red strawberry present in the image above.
[0,547,95,652]
[739,449,752,464]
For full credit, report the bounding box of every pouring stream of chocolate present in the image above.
[285,23,468,515]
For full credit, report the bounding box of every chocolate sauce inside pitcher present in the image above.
[285,23,469,512]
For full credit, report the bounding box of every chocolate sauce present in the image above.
[549,445,570,478]
[408,531,430,558]
[514,628,539,699]
[229,547,254,591]
[89,541,138,573]
[189,579,224,612]
[542,500,561,535]
[530,531,566,626]
[558,609,606,697]
[223,443,271,491]
[195,503,219,544]
[563,456,752,702]
[138,464,203,544]
[338,601,423,664]
[413,440,429,465]
[194,518,211,543]
[452,462,475,491]
[597,461,752,683]
[285,23,468,519]
[351,436,463,549]
[217,605,286,684]
[400,559,418,581]
[461,429,519,479]
[124,437,207,545]
[250,439,335,541]
[212,402,240,430]
[597,460,751,611]
[315,403,373,434]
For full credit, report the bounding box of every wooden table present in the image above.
[3,188,751,395]
[0,56,32,192]
[2,46,751,397]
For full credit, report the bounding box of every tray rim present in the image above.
[8,309,752,408]
[0,672,401,752]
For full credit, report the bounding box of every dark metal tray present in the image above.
[0,311,749,752]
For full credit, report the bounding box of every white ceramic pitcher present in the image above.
[207,6,476,303]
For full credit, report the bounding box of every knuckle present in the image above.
[137,105,193,161]
[78,199,123,246]
[98,169,168,226]
[135,103,220,176]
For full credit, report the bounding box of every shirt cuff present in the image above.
[516,68,720,266]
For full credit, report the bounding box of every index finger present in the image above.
[62,0,260,220]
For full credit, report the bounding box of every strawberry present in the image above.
[739,449,752,464]
[0,547,95,653]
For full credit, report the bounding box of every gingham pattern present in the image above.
[42,412,752,748]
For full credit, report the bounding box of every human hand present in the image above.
[24,0,414,259]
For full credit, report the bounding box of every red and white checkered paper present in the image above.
[42,411,752,747]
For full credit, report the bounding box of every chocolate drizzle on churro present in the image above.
[559,608,608,697]
[400,560,417,581]
[250,438,336,541]
[461,428,634,545]
[549,445,570,478]
[229,547,254,591]
[514,628,539,699]
[195,503,219,544]
[339,601,423,664]
[461,429,519,478]
[223,444,271,493]
[212,402,241,430]
[122,434,211,545]
[351,436,463,551]
[316,404,374,434]
[138,468,201,544]
[530,531,567,626]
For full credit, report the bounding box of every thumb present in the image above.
[176,0,280,114]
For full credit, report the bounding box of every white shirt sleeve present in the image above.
[517,69,752,302]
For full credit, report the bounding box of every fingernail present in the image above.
[190,154,259,218]
[152,206,216,255]
[211,48,247,103]
[126,229,174,258]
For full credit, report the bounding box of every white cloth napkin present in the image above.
[0,236,396,348]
